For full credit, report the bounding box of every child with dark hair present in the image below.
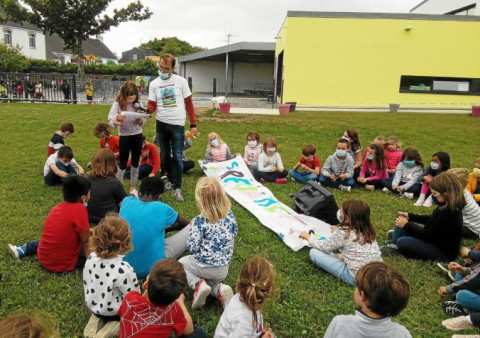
[414,151,450,207]
[118,258,206,337]
[43,145,84,186]
[289,144,321,183]
[319,139,355,192]
[342,128,363,180]
[7,176,91,272]
[93,123,120,159]
[382,147,424,199]
[324,262,411,337]
[47,122,74,157]
[357,144,388,191]
[120,177,191,278]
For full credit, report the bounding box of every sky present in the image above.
[102,0,422,58]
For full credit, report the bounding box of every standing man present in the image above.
[148,54,198,202]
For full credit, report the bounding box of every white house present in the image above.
[1,21,46,59]
[410,0,480,15]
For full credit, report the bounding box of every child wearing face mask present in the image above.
[414,152,450,207]
[205,132,234,163]
[384,136,403,178]
[319,139,355,192]
[253,136,288,184]
[289,144,321,184]
[243,131,263,171]
[342,129,363,180]
[381,147,423,199]
[357,144,388,191]
[467,157,480,205]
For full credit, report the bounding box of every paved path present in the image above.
[227,107,471,115]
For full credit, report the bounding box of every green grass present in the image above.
[0,103,479,337]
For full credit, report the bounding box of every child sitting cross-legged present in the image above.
[289,144,321,184]
[83,213,140,338]
[324,262,411,338]
[118,258,207,337]
[318,138,355,192]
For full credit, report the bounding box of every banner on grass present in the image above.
[200,155,331,251]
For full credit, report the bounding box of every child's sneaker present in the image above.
[7,244,26,259]
[380,244,400,257]
[382,187,392,194]
[414,196,425,206]
[173,188,184,202]
[84,314,105,338]
[402,192,414,199]
[365,184,375,191]
[443,301,469,317]
[217,283,234,309]
[129,189,138,198]
[275,178,287,184]
[423,195,433,207]
[339,185,351,193]
[95,320,120,338]
[442,316,474,331]
[164,182,173,191]
[192,279,211,309]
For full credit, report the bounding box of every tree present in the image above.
[0,42,30,72]
[0,0,152,78]
[141,37,204,57]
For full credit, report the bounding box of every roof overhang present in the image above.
[178,42,275,63]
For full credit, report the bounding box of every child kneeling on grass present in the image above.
[83,213,140,338]
[324,261,411,338]
[118,258,207,338]
[8,175,91,273]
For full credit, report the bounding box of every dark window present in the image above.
[399,75,480,95]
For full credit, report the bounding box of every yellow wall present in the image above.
[276,15,480,108]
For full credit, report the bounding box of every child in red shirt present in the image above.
[7,176,91,272]
[289,144,322,184]
[93,123,120,159]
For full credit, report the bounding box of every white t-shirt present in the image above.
[463,190,480,236]
[214,294,264,338]
[148,74,192,126]
[43,153,78,177]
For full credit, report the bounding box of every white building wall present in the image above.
[179,60,273,93]
[1,25,46,59]
[411,0,479,15]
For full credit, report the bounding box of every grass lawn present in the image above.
[0,103,479,337]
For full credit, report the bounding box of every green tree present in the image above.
[141,37,204,56]
[0,42,30,72]
[0,0,152,78]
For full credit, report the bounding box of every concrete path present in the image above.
[227,107,471,115]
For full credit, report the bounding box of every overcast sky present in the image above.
[102,0,422,58]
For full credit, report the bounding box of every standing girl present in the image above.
[179,177,238,310]
[382,147,424,199]
[343,129,363,180]
[253,136,288,184]
[414,152,451,207]
[244,131,263,171]
[205,132,234,163]
[214,257,276,338]
[108,81,147,195]
[357,144,388,191]
[300,200,382,285]
[83,213,140,337]
[381,172,465,261]
[87,149,126,225]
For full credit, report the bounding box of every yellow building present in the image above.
[275,12,480,109]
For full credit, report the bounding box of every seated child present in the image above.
[318,139,354,192]
[253,136,288,184]
[118,258,206,337]
[342,129,363,180]
[7,176,91,272]
[44,145,84,186]
[381,147,423,199]
[414,151,450,207]
[179,177,237,309]
[243,131,263,171]
[289,144,321,184]
[119,177,191,279]
[448,168,480,239]
[324,262,411,338]
[362,135,386,158]
[300,200,382,285]
[126,135,160,180]
[0,312,53,337]
[384,136,403,179]
[205,132,234,163]
[47,122,74,157]
[214,257,276,338]
[467,156,480,204]
[87,149,126,225]
[93,123,120,159]
[357,144,388,191]
[83,213,140,338]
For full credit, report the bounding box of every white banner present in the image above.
[200,155,331,251]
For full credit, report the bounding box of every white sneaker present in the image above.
[423,195,433,207]
[414,196,425,206]
[164,182,173,191]
[192,279,211,309]
[173,188,184,202]
[339,185,351,193]
[217,284,234,309]
[84,314,105,338]
[402,192,414,199]
[365,184,375,191]
[129,189,138,198]
[382,187,392,193]
[95,320,119,338]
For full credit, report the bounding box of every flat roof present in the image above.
[178,42,275,63]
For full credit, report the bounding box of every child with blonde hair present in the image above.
[253,136,288,184]
[83,213,140,337]
[205,132,234,163]
[467,157,480,204]
[383,136,403,179]
[244,131,263,171]
[214,257,276,338]
[180,177,238,309]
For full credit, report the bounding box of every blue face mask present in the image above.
[367,155,374,161]
[158,70,170,80]
[430,162,440,170]
[267,147,276,154]
[403,160,415,167]
[210,139,219,147]
[431,194,446,206]
[336,150,347,158]
[59,160,70,167]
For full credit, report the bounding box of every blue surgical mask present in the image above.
[210,139,219,147]
[248,140,257,148]
[430,162,440,170]
[59,161,70,166]
[367,155,374,161]
[431,194,446,206]
[336,209,342,223]
[336,150,347,158]
[403,160,415,167]
[267,147,276,154]
[158,70,170,80]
